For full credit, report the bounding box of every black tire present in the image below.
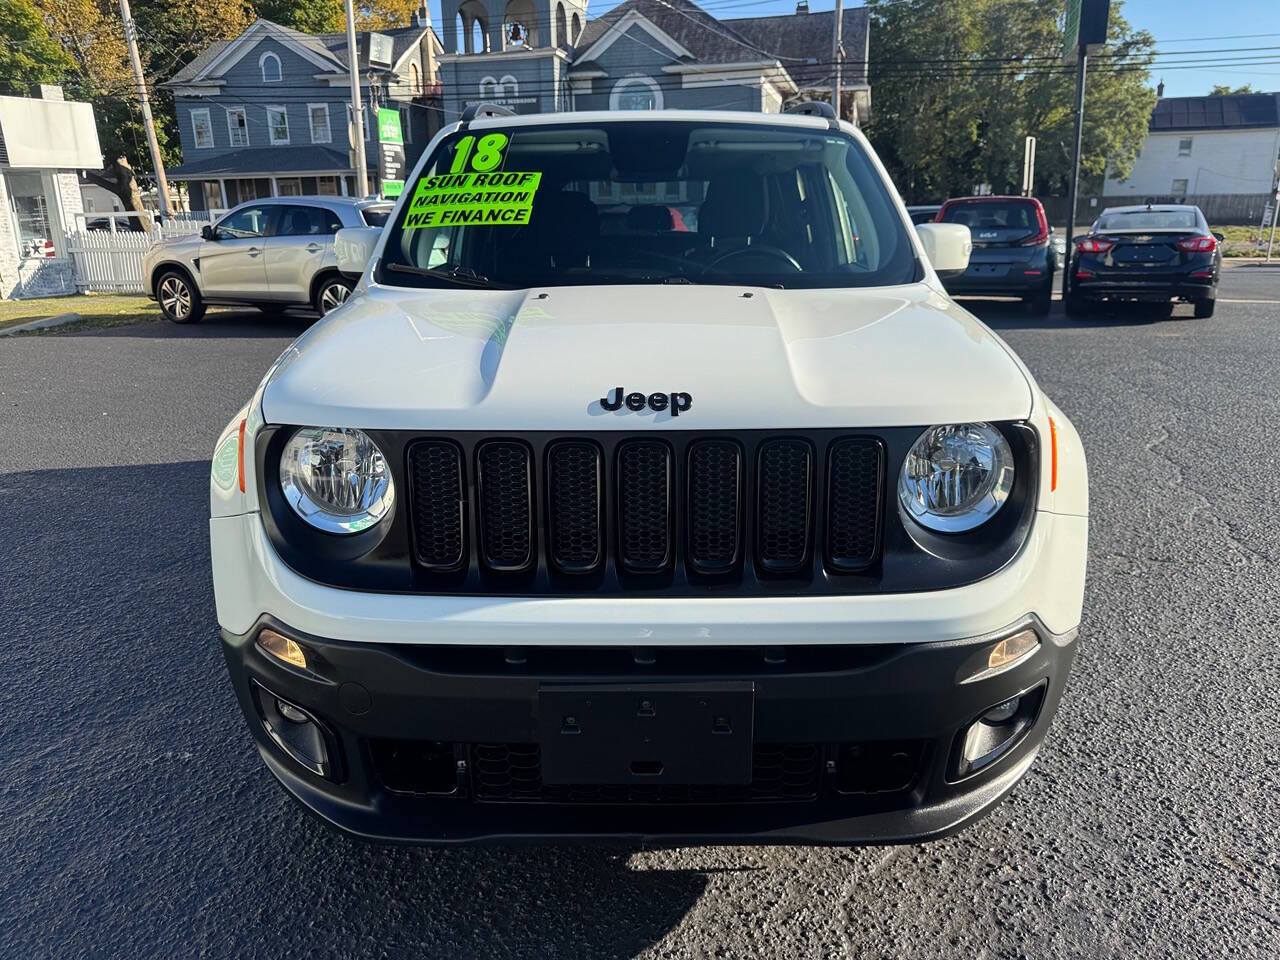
[156,270,204,324]
[314,275,355,316]
[1064,292,1088,318]
[256,303,290,316]
[1194,297,1215,318]
[1024,285,1052,316]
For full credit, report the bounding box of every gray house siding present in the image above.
[440,55,563,121]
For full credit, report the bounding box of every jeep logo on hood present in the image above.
[601,387,693,416]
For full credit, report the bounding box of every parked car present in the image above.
[85,215,134,232]
[142,196,392,323]
[1066,204,1222,318]
[934,196,1056,314]
[209,105,1088,846]
[906,204,942,225]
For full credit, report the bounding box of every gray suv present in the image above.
[142,196,390,323]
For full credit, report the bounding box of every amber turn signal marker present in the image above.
[237,417,247,494]
[1049,417,1059,491]
[258,629,307,669]
[988,629,1039,672]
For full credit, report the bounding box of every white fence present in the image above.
[66,212,217,293]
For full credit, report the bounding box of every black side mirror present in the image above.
[1212,231,1225,242]
[201,225,216,241]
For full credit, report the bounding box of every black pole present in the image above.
[1062,49,1088,299]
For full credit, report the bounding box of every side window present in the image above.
[216,206,269,240]
[275,205,342,237]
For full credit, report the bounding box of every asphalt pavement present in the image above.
[2,267,1278,958]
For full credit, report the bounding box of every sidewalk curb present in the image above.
[0,312,83,337]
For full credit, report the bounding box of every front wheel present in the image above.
[156,271,205,324]
[314,275,355,316]
[1193,297,1215,318]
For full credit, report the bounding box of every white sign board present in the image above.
[0,96,102,170]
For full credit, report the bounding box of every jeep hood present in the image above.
[261,283,1034,430]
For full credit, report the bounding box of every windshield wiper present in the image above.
[385,263,498,287]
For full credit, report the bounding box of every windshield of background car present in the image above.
[376,121,917,289]
[1097,210,1200,231]
[362,207,392,227]
[940,200,1042,244]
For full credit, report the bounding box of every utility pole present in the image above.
[345,0,370,197]
[118,0,171,220]
[831,0,843,121]
[1061,51,1087,298]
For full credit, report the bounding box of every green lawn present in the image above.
[0,293,162,333]
[1211,224,1276,258]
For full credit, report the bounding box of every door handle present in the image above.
[247,247,261,257]
[306,243,322,253]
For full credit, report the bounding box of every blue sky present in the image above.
[426,0,1279,99]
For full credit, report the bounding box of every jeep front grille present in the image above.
[405,432,884,588]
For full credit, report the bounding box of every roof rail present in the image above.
[459,102,517,126]
[784,100,839,128]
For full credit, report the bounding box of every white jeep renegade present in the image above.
[209,105,1088,845]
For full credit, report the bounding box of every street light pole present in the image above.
[118,0,172,220]
[345,0,370,197]
[832,0,843,121]
[1061,50,1088,298]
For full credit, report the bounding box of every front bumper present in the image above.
[223,616,1076,845]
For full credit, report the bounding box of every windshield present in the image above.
[1097,209,1200,231]
[376,121,917,289]
[362,207,392,227]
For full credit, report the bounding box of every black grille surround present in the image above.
[257,424,1039,597]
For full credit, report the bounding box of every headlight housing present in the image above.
[897,423,1014,533]
[279,427,394,534]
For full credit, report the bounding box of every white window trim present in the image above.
[191,107,214,149]
[1178,137,1193,156]
[226,106,248,147]
[499,74,519,97]
[308,103,331,144]
[479,75,497,97]
[266,105,290,145]
[260,51,282,83]
[610,75,663,110]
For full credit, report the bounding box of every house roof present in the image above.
[165,19,438,86]
[1149,93,1280,132]
[726,8,870,87]
[167,145,352,178]
[575,0,771,65]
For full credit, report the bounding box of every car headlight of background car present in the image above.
[897,422,1014,533]
[279,427,394,534]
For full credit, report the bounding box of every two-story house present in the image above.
[437,0,870,122]
[164,17,443,212]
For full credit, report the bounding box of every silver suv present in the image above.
[142,196,391,323]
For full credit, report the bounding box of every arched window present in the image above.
[472,17,487,52]
[479,76,497,97]
[410,62,422,94]
[499,75,518,97]
[455,11,466,52]
[555,3,567,47]
[259,52,282,83]
[460,0,489,53]
[610,75,663,111]
[503,0,537,47]
[571,12,581,42]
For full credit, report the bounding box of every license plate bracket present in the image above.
[537,682,755,785]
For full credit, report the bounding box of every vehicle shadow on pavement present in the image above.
[1,460,709,959]
[961,298,1178,332]
[67,310,316,340]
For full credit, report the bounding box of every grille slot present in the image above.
[756,439,813,573]
[476,441,534,571]
[616,440,672,573]
[470,743,822,803]
[406,441,466,570]
[687,440,742,574]
[826,439,883,571]
[546,441,603,573]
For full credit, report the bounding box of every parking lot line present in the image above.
[1217,298,1280,304]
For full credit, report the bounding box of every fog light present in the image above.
[983,698,1020,723]
[250,681,338,780]
[258,629,308,670]
[277,699,310,723]
[952,682,1047,779]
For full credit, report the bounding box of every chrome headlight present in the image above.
[897,423,1014,533]
[279,427,394,534]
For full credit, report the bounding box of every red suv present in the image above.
[935,197,1056,314]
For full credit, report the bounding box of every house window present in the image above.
[499,75,518,97]
[1172,178,1189,195]
[610,76,662,111]
[479,76,496,97]
[260,52,282,83]
[308,103,331,144]
[191,108,214,149]
[410,62,422,95]
[1178,137,1193,156]
[316,175,341,196]
[5,170,59,258]
[266,105,289,145]
[226,107,248,147]
[276,177,303,196]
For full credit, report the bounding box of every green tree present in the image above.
[866,0,1155,202]
[255,0,422,32]
[1209,83,1256,96]
[0,0,74,96]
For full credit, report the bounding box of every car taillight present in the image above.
[1018,228,1050,247]
[1076,238,1113,254]
[1176,235,1217,253]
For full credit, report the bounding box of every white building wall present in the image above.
[1105,127,1280,197]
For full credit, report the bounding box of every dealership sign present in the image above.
[378,108,406,198]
